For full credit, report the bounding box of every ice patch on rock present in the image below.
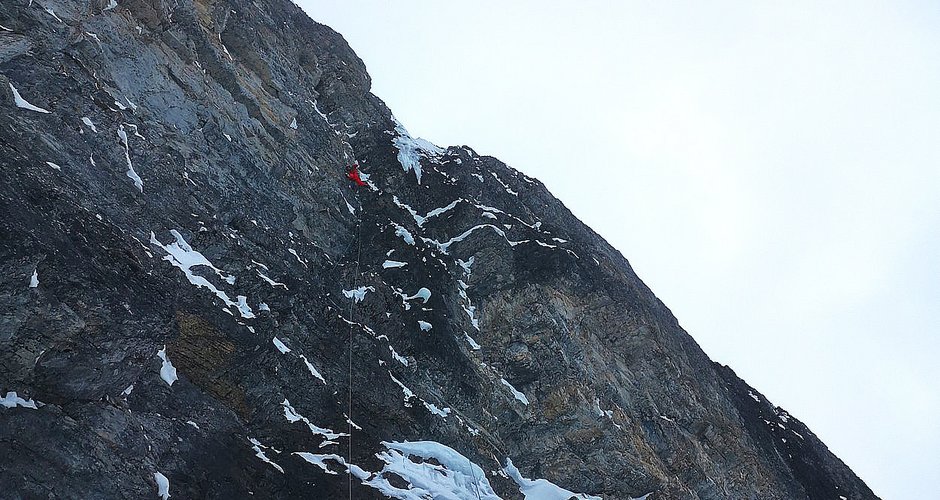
[391,118,443,184]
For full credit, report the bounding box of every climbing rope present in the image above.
[347,177,364,500]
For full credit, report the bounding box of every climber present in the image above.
[347,164,368,187]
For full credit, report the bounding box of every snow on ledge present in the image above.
[501,378,529,405]
[365,441,501,500]
[1,391,40,409]
[9,83,50,113]
[503,458,603,500]
[150,230,255,319]
[342,286,374,303]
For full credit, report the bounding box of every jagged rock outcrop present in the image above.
[0,0,878,498]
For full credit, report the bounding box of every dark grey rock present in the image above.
[0,0,878,498]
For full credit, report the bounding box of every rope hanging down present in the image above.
[346,163,365,499]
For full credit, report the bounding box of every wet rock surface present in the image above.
[0,0,878,498]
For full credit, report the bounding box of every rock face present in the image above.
[0,0,878,499]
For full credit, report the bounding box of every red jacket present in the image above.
[347,165,367,187]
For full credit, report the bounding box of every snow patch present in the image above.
[417,320,432,332]
[1,391,39,409]
[293,452,343,474]
[424,224,527,254]
[388,371,416,404]
[503,458,601,500]
[343,286,374,303]
[491,171,519,196]
[457,257,474,274]
[293,452,370,480]
[393,196,424,226]
[422,401,451,418]
[404,287,431,304]
[28,269,38,288]
[156,346,178,386]
[250,437,285,473]
[256,270,288,289]
[150,231,253,318]
[364,441,500,500]
[81,116,98,133]
[382,260,407,269]
[299,354,326,383]
[153,472,170,500]
[393,197,462,227]
[236,296,255,318]
[288,248,308,268]
[424,199,461,224]
[464,333,481,350]
[282,399,348,440]
[117,125,143,192]
[9,83,50,113]
[392,223,415,245]
[272,337,291,354]
[389,346,409,366]
[501,378,529,405]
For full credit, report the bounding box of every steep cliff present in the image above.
[0,0,878,498]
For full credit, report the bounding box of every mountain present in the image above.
[0,0,879,498]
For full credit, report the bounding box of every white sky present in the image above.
[302,2,940,497]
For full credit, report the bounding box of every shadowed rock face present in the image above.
[0,0,878,498]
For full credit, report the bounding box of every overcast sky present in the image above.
[302,2,939,497]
